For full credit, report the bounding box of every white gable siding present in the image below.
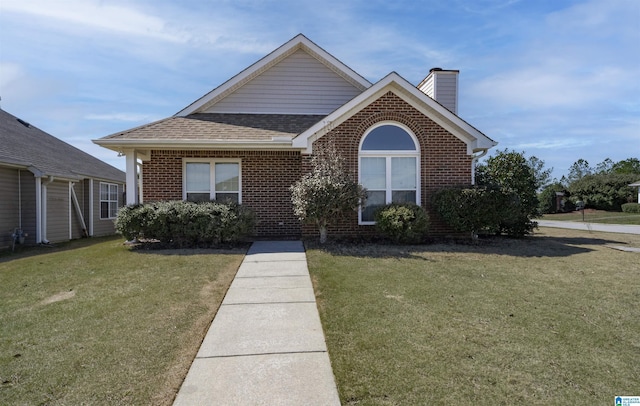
[434,73,458,114]
[205,50,362,115]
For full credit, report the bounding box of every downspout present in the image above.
[471,149,489,185]
[18,170,22,229]
[41,176,54,244]
[35,177,42,243]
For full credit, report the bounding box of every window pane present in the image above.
[109,184,118,201]
[392,190,416,204]
[391,157,416,189]
[100,183,108,200]
[100,202,109,219]
[186,193,211,203]
[362,191,386,222]
[215,192,239,203]
[186,163,210,192]
[109,202,118,218]
[361,125,416,150]
[215,163,239,192]
[361,157,386,189]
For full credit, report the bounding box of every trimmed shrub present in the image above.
[115,201,255,247]
[622,203,640,213]
[433,186,535,238]
[374,203,430,244]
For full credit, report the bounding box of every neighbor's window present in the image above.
[100,182,119,219]
[183,159,241,203]
[359,123,420,223]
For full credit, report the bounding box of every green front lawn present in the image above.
[0,237,244,405]
[542,210,640,225]
[307,228,640,405]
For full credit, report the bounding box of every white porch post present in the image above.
[125,149,138,205]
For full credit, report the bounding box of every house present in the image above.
[0,108,125,248]
[630,180,640,203]
[94,34,497,238]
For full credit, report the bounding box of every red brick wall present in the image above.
[141,91,473,238]
[306,91,472,237]
[142,150,302,237]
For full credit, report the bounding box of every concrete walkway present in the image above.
[173,241,341,406]
[537,220,640,235]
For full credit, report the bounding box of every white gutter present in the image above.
[471,149,490,185]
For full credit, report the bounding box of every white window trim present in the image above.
[99,182,119,220]
[358,122,421,225]
[182,158,242,203]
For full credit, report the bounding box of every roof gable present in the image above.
[176,34,371,116]
[292,72,497,154]
[0,109,125,182]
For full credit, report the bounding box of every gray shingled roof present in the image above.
[0,108,125,182]
[100,113,326,141]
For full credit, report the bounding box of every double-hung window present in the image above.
[100,182,119,219]
[359,123,420,224]
[183,159,241,203]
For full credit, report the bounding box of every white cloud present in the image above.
[85,113,163,122]
[0,0,190,43]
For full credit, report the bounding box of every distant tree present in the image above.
[568,173,639,211]
[476,149,538,236]
[611,158,640,175]
[567,159,592,184]
[595,158,614,174]
[290,143,366,243]
[538,182,570,214]
[527,155,553,190]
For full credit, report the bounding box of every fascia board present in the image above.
[175,34,371,117]
[293,72,497,154]
[92,138,296,151]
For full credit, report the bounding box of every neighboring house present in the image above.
[0,108,125,248]
[630,181,640,203]
[95,34,497,238]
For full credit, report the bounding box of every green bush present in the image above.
[622,203,640,213]
[433,186,535,238]
[115,201,255,247]
[374,203,430,244]
[568,173,638,211]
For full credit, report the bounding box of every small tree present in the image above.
[290,144,366,243]
[476,149,539,236]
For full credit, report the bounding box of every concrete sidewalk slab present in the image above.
[235,260,309,277]
[174,352,340,405]
[195,302,327,357]
[224,275,315,304]
[538,220,640,235]
[173,240,341,406]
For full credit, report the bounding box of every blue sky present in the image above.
[1,0,638,179]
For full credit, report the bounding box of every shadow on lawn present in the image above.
[0,235,121,263]
[307,234,628,259]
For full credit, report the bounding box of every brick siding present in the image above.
[142,91,472,238]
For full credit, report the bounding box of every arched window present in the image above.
[359,123,420,223]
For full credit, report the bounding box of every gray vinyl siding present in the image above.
[92,180,122,237]
[70,182,86,240]
[418,75,435,99]
[0,167,37,247]
[206,49,362,115]
[434,74,458,114]
[0,167,20,248]
[19,171,37,245]
[45,180,70,243]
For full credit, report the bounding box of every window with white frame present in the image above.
[359,123,420,223]
[183,159,241,203]
[100,182,119,219]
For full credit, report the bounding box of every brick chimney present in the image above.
[418,68,459,115]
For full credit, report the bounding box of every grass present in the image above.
[0,236,244,405]
[542,209,640,225]
[306,228,640,405]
